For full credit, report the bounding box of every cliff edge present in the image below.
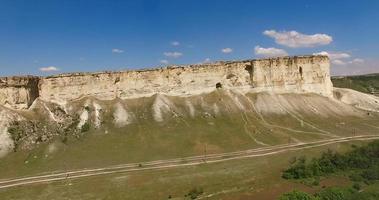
[0,55,332,109]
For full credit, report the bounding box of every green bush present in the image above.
[279,186,379,200]
[7,125,25,151]
[348,172,364,182]
[315,187,345,200]
[185,187,204,199]
[282,140,379,181]
[279,140,379,200]
[61,136,68,144]
[352,182,361,191]
[81,122,90,132]
[279,190,316,200]
[7,126,24,142]
[361,166,379,181]
[84,106,91,111]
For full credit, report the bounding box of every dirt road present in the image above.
[0,135,378,190]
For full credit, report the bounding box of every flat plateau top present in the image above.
[1,55,328,79]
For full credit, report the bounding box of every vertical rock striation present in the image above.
[248,55,332,96]
[0,76,40,109]
[0,55,332,109]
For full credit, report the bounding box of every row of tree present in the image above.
[282,141,379,181]
[279,140,379,200]
[280,186,379,200]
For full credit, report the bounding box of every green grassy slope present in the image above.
[0,89,378,199]
[332,73,379,95]
[1,91,378,179]
[0,140,374,200]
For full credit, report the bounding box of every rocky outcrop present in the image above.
[38,55,332,105]
[249,56,332,96]
[0,76,39,109]
[0,55,332,109]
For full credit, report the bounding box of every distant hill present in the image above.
[332,73,379,95]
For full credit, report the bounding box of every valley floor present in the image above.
[0,137,378,200]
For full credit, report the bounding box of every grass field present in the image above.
[0,90,378,199]
[0,140,374,200]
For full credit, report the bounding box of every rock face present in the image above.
[0,55,332,109]
[249,56,332,96]
[0,76,39,109]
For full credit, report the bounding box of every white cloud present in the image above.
[314,51,367,75]
[197,58,211,65]
[164,52,183,58]
[171,41,180,46]
[112,48,124,53]
[349,58,364,64]
[221,48,233,54]
[254,46,288,57]
[331,58,364,66]
[160,59,169,64]
[39,66,59,72]
[332,59,346,65]
[263,30,333,48]
[203,58,211,63]
[313,51,363,66]
[313,51,350,60]
[332,58,378,76]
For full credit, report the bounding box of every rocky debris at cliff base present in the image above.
[93,102,102,128]
[185,100,196,118]
[0,108,24,157]
[152,94,178,122]
[0,127,14,158]
[5,116,82,152]
[113,102,133,127]
[7,121,58,150]
[77,107,89,129]
[0,88,377,158]
[1,102,81,153]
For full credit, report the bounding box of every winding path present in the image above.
[0,135,378,190]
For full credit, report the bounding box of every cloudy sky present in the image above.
[0,0,378,76]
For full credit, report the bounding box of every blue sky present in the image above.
[0,0,378,76]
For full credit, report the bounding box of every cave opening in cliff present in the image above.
[299,67,303,77]
[216,82,222,89]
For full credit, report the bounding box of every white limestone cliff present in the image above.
[0,55,332,109]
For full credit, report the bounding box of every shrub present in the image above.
[81,122,90,132]
[84,106,91,111]
[61,136,68,144]
[361,166,379,181]
[7,126,24,142]
[185,187,203,199]
[352,182,361,191]
[348,172,364,182]
[279,190,316,200]
[282,141,379,181]
[315,187,345,200]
